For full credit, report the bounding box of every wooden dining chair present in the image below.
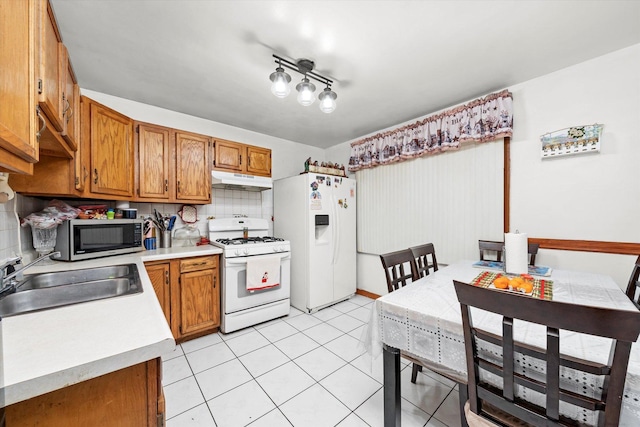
[410,243,439,278]
[379,249,418,293]
[453,280,640,427]
[379,249,423,383]
[478,240,539,266]
[626,255,640,306]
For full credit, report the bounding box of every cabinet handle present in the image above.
[66,104,73,124]
[239,155,242,165]
[94,168,99,184]
[165,179,168,192]
[189,261,207,267]
[36,107,46,140]
[63,96,71,116]
[83,166,89,182]
[177,181,181,194]
[165,270,169,285]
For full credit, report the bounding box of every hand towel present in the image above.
[246,255,281,291]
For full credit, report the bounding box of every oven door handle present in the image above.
[225,253,291,265]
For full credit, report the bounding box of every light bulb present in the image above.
[269,67,291,98]
[318,87,337,113]
[296,77,316,106]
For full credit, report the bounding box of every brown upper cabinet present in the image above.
[87,97,134,198]
[61,49,80,150]
[38,0,64,132]
[175,131,211,202]
[176,131,211,202]
[1,0,78,174]
[136,122,171,201]
[136,123,212,203]
[35,0,75,158]
[213,139,271,177]
[0,0,39,174]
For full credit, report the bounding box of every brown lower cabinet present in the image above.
[4,358,164,427]
[145,255,220,342]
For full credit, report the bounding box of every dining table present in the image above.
[362,260,640,427]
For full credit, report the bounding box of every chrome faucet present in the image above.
[0,252,61,298]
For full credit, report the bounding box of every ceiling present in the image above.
[51,1,640,149]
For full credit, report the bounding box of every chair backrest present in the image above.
[453,280,640,427]
[410,243,439,278]
[478,240,539,266]
[626,255,640,306]
[380,249,417,293]
[478,240,504,262]
[527,243,539,266]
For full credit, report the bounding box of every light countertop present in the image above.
[0,245,223,408]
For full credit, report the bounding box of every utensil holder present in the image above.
[160,230,172,248]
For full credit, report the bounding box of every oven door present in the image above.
[222,253,290,314]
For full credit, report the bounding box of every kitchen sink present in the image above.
[0,264,142,317]
[18,264,135,290]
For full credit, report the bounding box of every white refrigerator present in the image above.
[274,173,356,312]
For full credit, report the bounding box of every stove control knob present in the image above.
[234,249,241,256]
[278,246,284,252]
[272,247,278,252]
[243,248,250,255]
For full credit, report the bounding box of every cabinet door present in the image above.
[5,360,159,427]
[137,123,171,200]
[178,268,219,337]
[246,145,271,177]
[213,139,243,172]
[175,131,210,202]
[38,0,65,132]
[145,262,171,325]
[89,101,134,197]
[0,0,39,172]
[61,49,79,151]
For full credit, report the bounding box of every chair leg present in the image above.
[410,363,422,383]
[458,383,469,427]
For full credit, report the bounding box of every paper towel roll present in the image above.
[505,232,528,275]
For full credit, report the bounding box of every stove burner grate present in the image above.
[215,236,285,245]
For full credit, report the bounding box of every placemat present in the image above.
[470,271,553,300]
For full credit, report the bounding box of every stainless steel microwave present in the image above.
[54,219,144,261]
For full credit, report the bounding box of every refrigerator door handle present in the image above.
[332,194,340,266]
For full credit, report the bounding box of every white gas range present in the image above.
[208,218,291,333]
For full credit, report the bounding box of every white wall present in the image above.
[350,44,640,295]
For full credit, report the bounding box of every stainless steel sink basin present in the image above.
[0,264,142,317]
[19,264,135,290]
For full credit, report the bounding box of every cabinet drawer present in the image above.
[179,255,217,273]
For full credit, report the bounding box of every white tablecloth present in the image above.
[363,260,640,426]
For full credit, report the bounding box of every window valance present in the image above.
[348,90,513,172]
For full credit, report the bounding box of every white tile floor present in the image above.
[161,294,461,427]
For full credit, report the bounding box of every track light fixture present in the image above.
[269,54,337,113]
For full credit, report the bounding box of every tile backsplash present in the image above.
[0,189,274,263]
[1,194,48,263]
[129,188,274,237]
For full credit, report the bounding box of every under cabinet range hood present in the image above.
[211,170,273,192]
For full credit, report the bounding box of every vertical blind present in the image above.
[356,139,504,264]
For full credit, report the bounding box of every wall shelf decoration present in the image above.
[541,124,603,159]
